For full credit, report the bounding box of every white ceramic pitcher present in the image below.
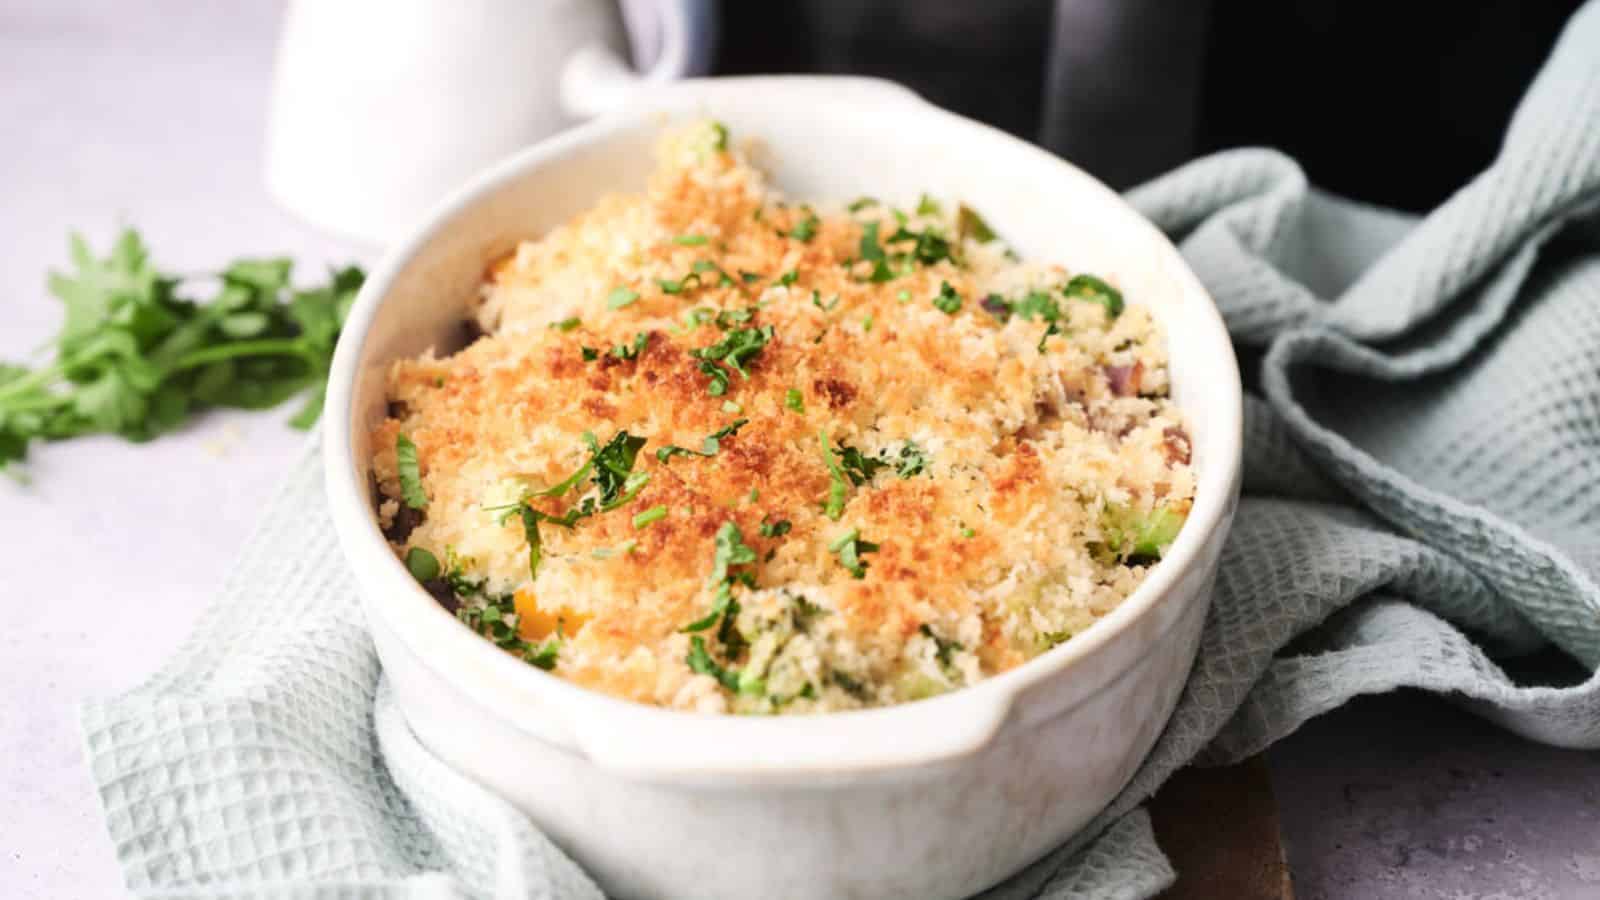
[265,0,715,245]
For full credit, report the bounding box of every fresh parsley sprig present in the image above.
[0,230,364,474]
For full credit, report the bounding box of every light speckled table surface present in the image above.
[2,3,1596,898]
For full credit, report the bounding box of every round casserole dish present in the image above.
[324,77,1243,900]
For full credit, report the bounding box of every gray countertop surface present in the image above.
[2,2,1595,898]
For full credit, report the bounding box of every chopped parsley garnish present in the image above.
[892,441,928,478]
[777,269,799,287]
[788,211,820,242]
[404,546,440,582]
[887,223,955,266]
[714,307,755,329]
[1063,274,1124,318]
[710,121,729,152]
[811,291,840,312]
[862,314,874,332]
[722,400,742,414]
[932,281,963,315]
[672,234,710,246]
[920,623,964,668]
[581,346,599,361]
[916,194,942,216]
[785,388,805,413]
[847,196,879,212]
[395,433,427,509]
[504,430,649,577]
[692,259,738,288]
[819,430,850,520]
[982,289,1065,351]
[549,317,581,332]
[896,289,911,302]
[739,270,762,284]
[633,505,668,529]
[691,325,773,395]
[609,331,649,360]
[655,418,748,462]
[960,526,976,539]
[657,278,686,295]
[456,591,560,670]
[858,221,896,282]
[606,286,640,309]
[836,443,887,485]
[759,517,792,538]
[591,540,637,559]
[682,521,759,664]
[687,635,741,692]
[828,528,879,579]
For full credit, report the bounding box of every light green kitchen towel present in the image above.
[82,3,1600,898]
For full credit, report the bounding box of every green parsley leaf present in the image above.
[836,442,888,486]
[960,526,976,539]
[916,194,942,216]
[828,527,879,579]
[710,121,729,152]
[847,196,879,212]
[759,518,792,538]
[657,278,685,295]
[857,222,896,283]
[633,505,668,529]
[698,359,730,396]
[932,281,963,315]
[581,346,599,361]
[788,212,820,242]
[549,317,581,332]
[1039,629,1072,650]
[673,234,710,246]
[887,224,956,266]
[722,400,742,414]
[606,287,640,309]
[777,269,799,287]
[655,418,748,462]
[862,314,874,333]
[920,623,964,668]
[811,291,840,312]
[785,388,805,413]
[739,270,762,284]
[714,307,755,329]
[690,324,772,392]
[687,635,741,691]
[591,540,637,559]
[819,430,849,520]
[892,441,928,478]
[518,502,545,578]
[609,331,649,360]
[404,546,441,582]
[1063,274,1124,318]
[395,433,428,509]
[0,231,362,473]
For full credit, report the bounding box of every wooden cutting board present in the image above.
[1149,756,1295,899]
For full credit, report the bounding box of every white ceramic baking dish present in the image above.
[324,76,1242,900]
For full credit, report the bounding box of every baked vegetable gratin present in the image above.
[371,122,1195,715]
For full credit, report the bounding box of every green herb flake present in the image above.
[687,635,741,691]
[633,505,668,529]
[395,434,428,509]
[1063,274,1124,319]
[739,270,762,284]
[672,234,710,246]
[722,400,742,414]
[960,526,976,539]
[549,317,581,332]
[862,314,874,333]
[690,325,773,394]
[609,331,649,360]
[828,527,880,579]
[932,281,963,315]
[785,388,805,413]
[896,289,911,303]
[758,517,792,538]
[819,430,850,520]
[811,291,840,312]
[916,194,942,217]
[606,286,640,309]
[788,212,820,242]
[858,222,896,283]
[591,540,637,560]
[581,346,599,361]
[710,121,729,152]
[404,546,440,582]
[920,623,964,668]
[777,269,799,287]
[893,441,928,478]
[847,196,879,212]
[655,418,749,463]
